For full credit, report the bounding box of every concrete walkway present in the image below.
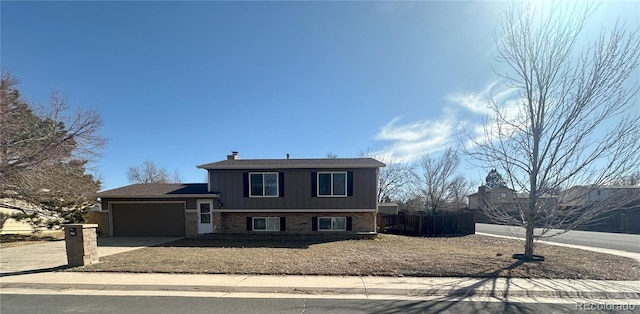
[0,237,182,275]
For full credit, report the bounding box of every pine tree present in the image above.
[485,169,507,190]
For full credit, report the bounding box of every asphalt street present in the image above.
[2,294,631,314]
[476,223,640,253]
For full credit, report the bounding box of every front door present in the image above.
[197,200,214,234]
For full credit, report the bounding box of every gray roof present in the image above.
[197,158,386,170]
[566,185,640,190]
[97,183,217,198]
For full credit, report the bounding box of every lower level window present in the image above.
[253,217,280,231]
[318,217,346,231]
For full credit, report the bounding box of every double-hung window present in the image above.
[253,217,280,231]
[250,172,278,197]
[318,217,346,231]
[318,172,347,197]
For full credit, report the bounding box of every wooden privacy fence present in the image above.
[578,209,640,234]
[475,208,640,235]
[377,213,475,237]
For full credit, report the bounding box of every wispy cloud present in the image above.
[372,116,462,162]
[446,81,495,115]
[373,80,520,162]
[446,80,517,115]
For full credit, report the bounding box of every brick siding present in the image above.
[220,211,375,234]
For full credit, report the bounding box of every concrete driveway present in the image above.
[0,237,182,276]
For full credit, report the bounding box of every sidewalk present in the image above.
[2,236,639,300]
[2,272,639,299]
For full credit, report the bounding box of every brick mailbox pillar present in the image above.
[63,224,99,266]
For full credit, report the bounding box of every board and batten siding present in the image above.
[209,168,378,210]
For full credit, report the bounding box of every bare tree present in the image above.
[1,73,104,180]
[469,2,640,260]
[170,169,183,184]
[609,171,640,186]
[448,174,472,211]
[420,148,464,215]
[127,161,173,184]
[358,151,417,203]
[378,159,417,203]
[0,72,104,228]
[397,196,424,214]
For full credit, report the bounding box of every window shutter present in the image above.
[312,216,318,231]
[347,171,354,196]
[246,217,252,231]
[311,172,317,197]
[279,172,285,198]
[280,217,286,231]
[243,173,249,197]
[346,217,352,231]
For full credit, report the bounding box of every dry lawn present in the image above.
[0,231,65,248]
[75,234,640,280]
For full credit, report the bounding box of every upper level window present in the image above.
[318,172,347,197]
[250,172,278,197]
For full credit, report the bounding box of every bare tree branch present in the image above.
[0,72,104,228]
[420,148,469,214]
[468,2,640,260]
[127,161,181,184]
[359,151,417,204]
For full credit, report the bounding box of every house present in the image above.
[468,186,524,213]
[1,202,39,234]
[468,186,557,222]
[557,185,640,234]
[559,185,640,207]
[377,203,399,215]
[96,152,385,237]
[0,200,62,234]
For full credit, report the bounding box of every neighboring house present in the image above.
[559,185,640,234]
[468,186,558,220]
[377,203,399,215]
[468,186,524,213]
[559,185,640,207]
[0,200,61,234]
[1,205,37,234]
[97,152,385,237]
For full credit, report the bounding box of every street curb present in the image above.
[2,282,638,299]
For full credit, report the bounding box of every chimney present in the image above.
[227,151,239,160]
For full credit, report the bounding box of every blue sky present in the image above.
[2,1,638,190]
